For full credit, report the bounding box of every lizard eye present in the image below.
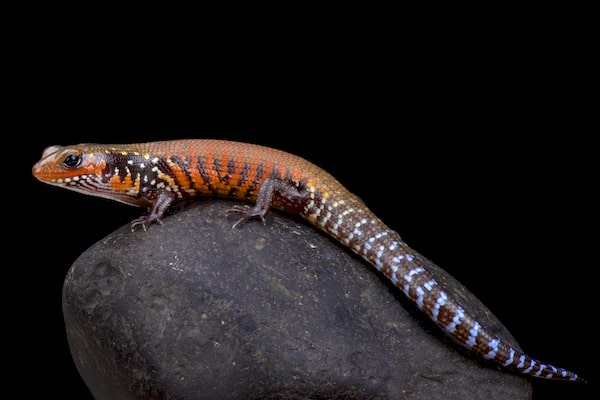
[63,153,82,168]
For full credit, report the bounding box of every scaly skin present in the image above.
[32,139,584,382]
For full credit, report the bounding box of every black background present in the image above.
[15,11,596,400]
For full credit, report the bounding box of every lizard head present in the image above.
[32,144,106,187]
[32,144,145,207]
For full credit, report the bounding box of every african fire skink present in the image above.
[32,139,584,382]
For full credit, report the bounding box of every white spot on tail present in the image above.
[503,348,515,366]
[376,245,385,260]
[345,233,353,244]
[484,338,500,359]
[432,291,447,320]
[446,306,465,334]
[404,267,424,282]
[466,322,480,348]
[423,280,437,291]
[362,243,372,255]
[389,267,399,284]
[415,286,425,309]
[535,364,547,376]
[523,360,536,374]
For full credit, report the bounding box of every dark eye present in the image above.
[63,153,82,168]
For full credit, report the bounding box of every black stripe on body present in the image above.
[195,156,212,186]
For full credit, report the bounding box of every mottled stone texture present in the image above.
[63,200,531,400]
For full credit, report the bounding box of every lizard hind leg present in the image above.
[226,177,308,229]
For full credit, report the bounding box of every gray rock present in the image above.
[63,200,531,400]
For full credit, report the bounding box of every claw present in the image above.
[226,204,266,229]
[226,204,252,215]
[130,215,163,232]
[130,217,147,232]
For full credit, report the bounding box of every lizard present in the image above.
[32,139,584,382]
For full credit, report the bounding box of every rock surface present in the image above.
[63,200,531,399]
